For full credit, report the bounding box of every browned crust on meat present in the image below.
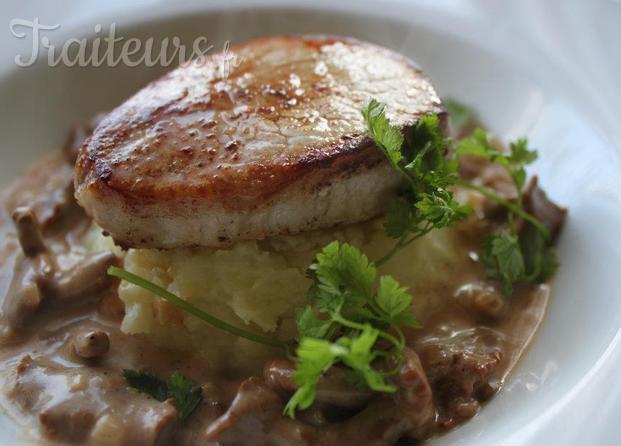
[75,35,443,213]
[80,135,384,208]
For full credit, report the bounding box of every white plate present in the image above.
[1,1,620,445]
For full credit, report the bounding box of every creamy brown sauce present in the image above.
[0,148,551,445]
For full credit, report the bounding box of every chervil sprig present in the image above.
[362,99,471,266]
[284,325,395,417]
[362,98,558,295]
[450,106,557,294]
[455,129,546,234]
[285,241,419,417]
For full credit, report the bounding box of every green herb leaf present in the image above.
[295,306,332,339]
[338,326,396,392]
[483,232,525,295]
[308,241,376,312]
[456,129,538,194]
[285,325,395,418]
[123,370,203,425]
[415,188,471,229]
[519,223,559,282]
[167,372,203,425]
[453,124,558,294]
[483,224,559,295]
[304,242,416,334]
[391,310,423,329]
[361,98,404,168]
[362,98,471,267]
[508,138,538,190]
[123,369,168,401]
[404,114,455,189]
[284,337,339,417]
[455,128,496,158]
[509,138,538,165]
[375,276,414,326]
[384,197,415,239]
[289,241,419,416]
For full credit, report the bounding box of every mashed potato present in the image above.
[87,220,466,375]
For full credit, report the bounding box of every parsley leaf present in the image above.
[483,224,559,295]
[456,130,538,194]
[384,196,415,239]
[284,337,339,417]
[483,232,525,295]
[307,241,376,313]
[295,306,332,339]
[338,326,396,392]
[362,99,470,267]
[509,138,538,165]
[453,125,557,294]
[285,325,395,417]
[167,372,203,425]
[508,138,538,190]
[455,128,497,159]
[287,241,419,417]
[375,276,417,327]
[361,98,404,168]
[416,189,472,229]
[123,369,168,401]
[304,241,419,334]
[403,114,455,190]
[519,223,559,282]
[123,370,203,425]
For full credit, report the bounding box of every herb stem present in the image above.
[456,179,550,239]
[398,168,419,194]
[374,235,408,268]
[108,266,287,349]
[374,228,431,267]
[331,313,403,349]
